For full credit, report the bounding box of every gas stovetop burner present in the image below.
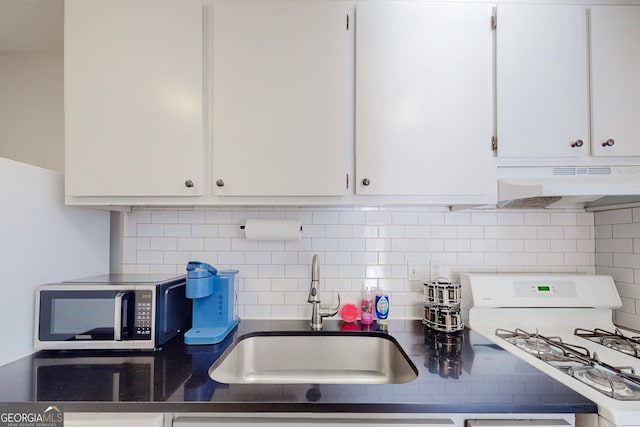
[515,337,563,356]
[572,366,640,400]
[575,328,640,358]
[497,327,640,401]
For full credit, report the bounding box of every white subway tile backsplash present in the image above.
[470,239,497,252]
[418,212,446,225]
[217,251,245,265]
[576,239,595,253]
[563,226,591,239]
[192,224,218,238]
[549,239,577,253]
[524,212,551,226]
[137,223,164,237]
[457,252,484,265]
[178,210,205,224]
[550,213,577,226]
[484,226,511,239]
[537,226,564,239]
[204,238,232,251]
[151,210,177,224]
[613,253,640,271]
[325,251,352,265]
[244,251,271,265]
[339,211,366,225]
[148,238,178,251]
[596,238,632,253]
[596,208,640,331]
[510,252,538,266]
[445,212,470,226]
[471,212,497,225]
[326,225,352,238]
[353,251,379,265]
[524,239,550,253]
[536,252,564,266]
[379,225,405,238]
[613,223,640,239]
[577,212,594,226]
[313,211,340,225]
[338,239,365,252]
[164,251,191,265]
[595,208,632,225]
[365,211,392,225]
[392,239,418,252]
[564,252,592,266]
[497,212,524,226]
[497,239,524,253]
[392,212,419,225]
[483,252,511,266]
[205,210,234,224]
[456,226,483,240]
[136,250,164,264]
[122,207,602,321]
[431,226,457,239]
[177,238,205,251]
[216,225,240,239]
[445,239,470,252]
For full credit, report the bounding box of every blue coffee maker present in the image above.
[184,262,239,345]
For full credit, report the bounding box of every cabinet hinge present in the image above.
[346,14,349,30]
[491,136,498,151]
[491,15,497,30]
[346,173,349,189]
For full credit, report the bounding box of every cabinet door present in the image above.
[65,0,203,197]
[591,6,640,157]
[355,1,493,196]
[212,0,352,196]
[495,4,589,158]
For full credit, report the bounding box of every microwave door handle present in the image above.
[114,291,125,341]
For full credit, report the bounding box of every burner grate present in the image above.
[497,328,640,400]
[575,328,640,358]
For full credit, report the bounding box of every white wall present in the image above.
[0,157,110,366]
[595,208,640,331]
[0,51,64,173]
[122,207,595,320]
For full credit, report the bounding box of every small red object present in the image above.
[340,303,358,323]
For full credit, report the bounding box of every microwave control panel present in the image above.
[133,290,153,340]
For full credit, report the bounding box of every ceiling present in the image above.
[0,0,63,52]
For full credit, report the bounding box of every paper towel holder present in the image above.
[239,225,303,231]
[241,218,303,241]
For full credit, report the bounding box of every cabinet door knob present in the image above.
[571,139,584,148]
[184,180,194,188]
[602,139,615,147]
[216,179,225,187]
[362,178,370,186]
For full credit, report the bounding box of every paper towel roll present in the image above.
[243,219,302,241]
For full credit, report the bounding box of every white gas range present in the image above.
[461,273,640,427]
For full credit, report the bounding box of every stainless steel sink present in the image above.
[208,331,418,384]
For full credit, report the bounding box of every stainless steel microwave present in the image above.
[34,274,192,350]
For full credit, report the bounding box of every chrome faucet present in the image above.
[307,254,340,330]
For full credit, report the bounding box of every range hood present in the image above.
[497,166,640,209]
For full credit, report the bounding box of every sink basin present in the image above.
[208,331,418,384]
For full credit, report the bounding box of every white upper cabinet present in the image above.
[355,1,495,198]
[495,4,589,158]
[591,6,640,157]
[211,0,353,196]
[496,4,640,161]
[65,0,204,198]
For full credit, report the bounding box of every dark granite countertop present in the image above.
[0,320,597,414]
